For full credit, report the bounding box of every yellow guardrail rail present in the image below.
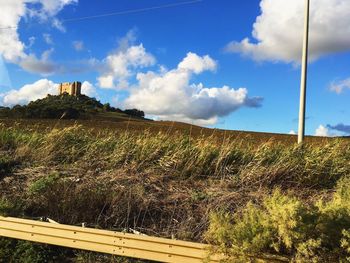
[0,216,220,263]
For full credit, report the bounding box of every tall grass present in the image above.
[1,124,349,189]
[0,124,350,262]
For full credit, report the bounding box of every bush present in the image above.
[206,190,314,261]
[206,180,350,262]
[0,197,24,217]
[28,173,61,195]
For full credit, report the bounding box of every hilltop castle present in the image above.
[58,81,81,96]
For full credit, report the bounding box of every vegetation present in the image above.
[206,178,350,262]
[0,94,145,120]
[0,122,349,262]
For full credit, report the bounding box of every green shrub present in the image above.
[206,190,314,261]
[29,173,61,195]
[206,183,350,262]
[0,197,24,217]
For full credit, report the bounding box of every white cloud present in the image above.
[315,125,330,137]
[289,130,296,135]
[81,81,98,98]
[98,75,114,88]
[97,30,156,89]
[51,18,66,32]
[98,44,156,89]
[72,40,84,51]
[0,1,27,63]
[125,52,262,125]
[226,0,350,63]
[1,79,58,106]
[329,78,350,94]
[43,33,53,45]
[0,0,76,72]
[178,52,217,73]
[37,0,77,17]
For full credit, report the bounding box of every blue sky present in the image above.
[1,0,350,136]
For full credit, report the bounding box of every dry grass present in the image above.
[0,120,349,262]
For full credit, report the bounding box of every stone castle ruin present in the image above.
[58,81,82,96]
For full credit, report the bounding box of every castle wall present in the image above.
[58,82,82,96]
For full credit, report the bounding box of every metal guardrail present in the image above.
[0,216,221,263]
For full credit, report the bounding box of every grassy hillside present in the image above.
[0,121,349,262]
[0,94,145,120]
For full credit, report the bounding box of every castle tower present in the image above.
[73,81,81,96]
[58,81,82,96]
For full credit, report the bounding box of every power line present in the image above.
[63,0,203,23]
[0,26,17,30]
[0,0,203,30]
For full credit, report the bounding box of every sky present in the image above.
[0,0,350,136]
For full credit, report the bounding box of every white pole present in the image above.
[298,0,310,144]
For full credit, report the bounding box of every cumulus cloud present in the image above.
[327,123,350,135]
[97,44,156,89]
[81,81,98,98]
[0,0,76,72]
[178,52,217,73]
[1,79,58,106]
[329,78,350,94]
[125,52,262,125]
[0,1,27,63]
[97,30,156,89]
[98,45,155,89]
[98,75,114,88]
[35,0,78,17]
[226,0,350,63]
[315,125,330,137]
[289,130,296,135]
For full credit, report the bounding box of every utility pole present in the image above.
[298,0,310,144]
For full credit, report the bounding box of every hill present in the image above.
[0,94,145,120]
